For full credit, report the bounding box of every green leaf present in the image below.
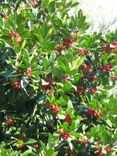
[42,40,55,52]
[102,54,108,64]
[46,149,54,156]
[106,119,112,127]
[22,150,37,156]
[58,58,70,73]
[57,94,69,106]
[17,140,24,145]
[71,56,85,70]
[26,139,37,145]
[63,82,72,91]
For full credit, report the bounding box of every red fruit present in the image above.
[71,35,76,42]
[55,44,63,55]
[20,135,26,142]
[29,0,37,6]
[17,41,20,46]
[86,76,95,82]
[63,38,73,47]
[13,32,20,46]
[47,89,53,95]
[3,13,9,20]
[88,108,96,116]
[26,68,32,78]
[13,32,20,39]
[61,132,70,140]
[48,81,55,86]
[33,144,40,149]
[52,105,59,114]
[106,146,113,153]
[8,31,20,46]
[98,147,104,156]
[64,115,72,124]
[7,117,14,126]
[41,84,49,90]
[76,139,87,145]
[90,88,97,93]
[41,83,49,90]
[75,85,84,96]
[110,42,117,51]
[111,76,117,81]
[102,64,112,72]
[46,104,59,114]
[82,64,91,70]
[77,86,84,92]
[102,44,110,51]
[79,49,89,55]
[8,32,13,38]
[46,104,53,109]
[41,81,55,90]
[95,112,101,118]
[88,109,101,118]
[61,73,68,81]
[12,81,21,89]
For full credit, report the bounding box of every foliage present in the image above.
[0,0,117,156]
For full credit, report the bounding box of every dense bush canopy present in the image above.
[0,0,117,156]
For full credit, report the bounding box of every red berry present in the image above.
[48,81,55,86]
[61,73,68,81]
[55,44,63,55]
[88,109,101,118]
[86,76,95,82]
[52,105,59,114]
[75,85,84,96]
[63,38,73,47]
[46,104,53,109]
[46,104,59,114]
[61,132,70,140]
[41,81,55,90]
[33,144,40,149]
[7,117,14,126]
[98,147,104,156]
[111,76,117,81]
[88,108,96,116]
[41,84,49,90]
[77,85,84,92]
[76,139,87,145]
[13,32,20,46]
[102,64,112,72]
[95,112,101,118]
[8,32,13,38]
[106,146,113,153]
[3,13,9,20]
[82,64,92,70]
[79,49,89,55]
[102,44,110,51]
[26,68,32,78]
[20,135,26,142]
[29,0,37,6]
[47,89,53,95]
[13,32,20,39]
[12,81,21,89]
[110,42,117,51]
[64,115,72,124]
[90,88,97,93]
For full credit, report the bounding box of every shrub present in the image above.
[0,0,117,155]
